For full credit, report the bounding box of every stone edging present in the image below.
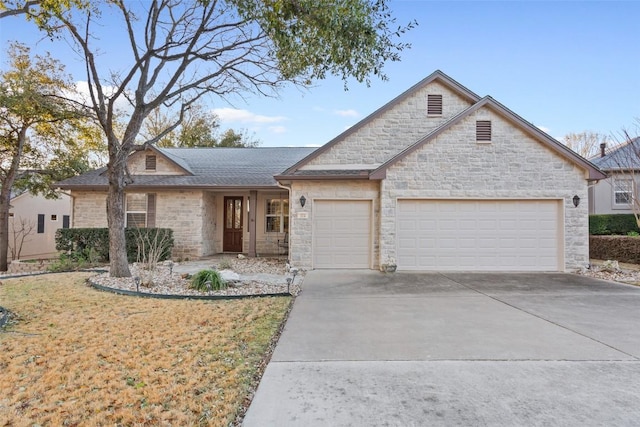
[87,278,293,300]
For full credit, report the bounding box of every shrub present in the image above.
[589,214,639,235]
[190,269,227,292]
[590,235,640,264]
[217,259,233,270]
[55,228,174,264]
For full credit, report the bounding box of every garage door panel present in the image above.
[313,200,371,269]
[397,200,560,271]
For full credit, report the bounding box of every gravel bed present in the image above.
[89,258,301,297]
[576,261,640,286]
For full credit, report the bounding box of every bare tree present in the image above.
[9,216,35,260]
[9,0,415,277]
[562,131,609,159]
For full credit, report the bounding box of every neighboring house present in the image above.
[276,70,605,272]
[56,147,316,259]
[8,190,71,260]
[588,137,640,215]
[57,70,606,272]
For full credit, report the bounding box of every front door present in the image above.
[223,196,243,252]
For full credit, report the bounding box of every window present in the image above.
[62,215,70,229]
[266,198,289,233]
[51,214,58,221]
[126,193,156,227]
[145,155,157,171]
[427,94,443,115]
[37,214,45,234]
[126,194,148,227]
[476,120,492,142]
[8,212,13,218]
[614,179,633,205]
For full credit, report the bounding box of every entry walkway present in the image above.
[244,270,640,426]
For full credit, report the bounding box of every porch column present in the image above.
[248,190,257,257]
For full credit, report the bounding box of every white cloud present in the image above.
[268,125,287,134]
[212,107,287,124]
[536,125,551,133]
[304,144,322,148]
[334,109,360,118]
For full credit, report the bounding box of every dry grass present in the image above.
[0,273,291,426]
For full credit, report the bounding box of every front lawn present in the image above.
[0,273,291,426]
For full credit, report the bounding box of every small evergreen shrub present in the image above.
[190,269,227,292]
[55,227,174,263]
[589,214,638,235]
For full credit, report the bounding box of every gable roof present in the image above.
[275,70,605,182]
[56,147,317,190]
[590,137,640,171]
[279,70,481,176]
[369,96,607,181]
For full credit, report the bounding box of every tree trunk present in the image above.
[107,152,131,277]
[0,189,11,272]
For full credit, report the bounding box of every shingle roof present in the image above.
[56,147,318,189]
[590,137,640,171]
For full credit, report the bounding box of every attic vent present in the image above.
[476,120,492,142]
[427,94,443,115]
[145,155,157,171]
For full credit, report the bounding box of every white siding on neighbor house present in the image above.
[313,200,372,269]
[396,199,561,271]
[8,192,71,260]
[380,107,589,271]
[589,174,638,215]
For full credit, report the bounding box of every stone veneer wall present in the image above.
[304,81,473,167]
[72,190,206,260]
[72,191,108,227]
[155,190,204,259]
[379,108,589,271]
[289,180,380,270]
[201,192,217,255]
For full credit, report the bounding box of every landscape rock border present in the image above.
[87,278,294,300]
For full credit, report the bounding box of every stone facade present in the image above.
[304,81,473,167]
[289,180,380,269]
[284,74,594,272]
[379,108,589,270]
[128,150,187,175]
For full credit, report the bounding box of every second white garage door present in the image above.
[313,200,371,269]
[397,200,561,271]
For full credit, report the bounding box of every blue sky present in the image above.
[2,1,639,147]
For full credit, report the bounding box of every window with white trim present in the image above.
[265,198,289,233]
[126,193,148,227]
[614,178,633,205]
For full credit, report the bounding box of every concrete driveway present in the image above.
[243,271,640,426]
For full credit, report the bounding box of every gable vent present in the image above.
[145,155,157,171]
[476,120,492,142]
[427,94,443,115]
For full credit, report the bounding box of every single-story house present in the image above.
[58,70,606,271]
[8,190,71,260]
[588,137,639,215]
[56,147,316,259]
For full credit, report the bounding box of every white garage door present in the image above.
[397,200,561,271]
[313,200,371,269]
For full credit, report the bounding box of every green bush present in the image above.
[590,235,640,264]
[589,214,639,235]
[55,227,174,263]
[190,269,227,292]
